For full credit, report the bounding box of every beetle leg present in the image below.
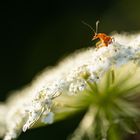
[96,41,102,48]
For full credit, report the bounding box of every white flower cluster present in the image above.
[0,33,140,140]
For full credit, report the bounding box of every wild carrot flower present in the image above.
[0,33,140,140]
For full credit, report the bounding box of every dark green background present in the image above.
[0,0,140,139]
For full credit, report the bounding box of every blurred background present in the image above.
[0,0,140,139]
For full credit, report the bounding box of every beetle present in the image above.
[82,20,113,48]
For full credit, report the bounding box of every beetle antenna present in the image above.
[82,21,96,34]
[96,20,100,34]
